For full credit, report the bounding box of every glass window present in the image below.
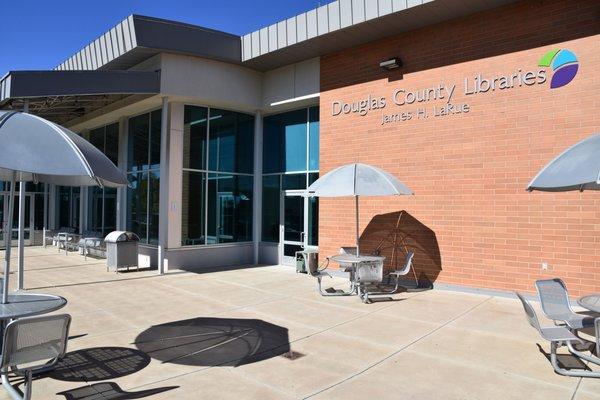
[87,122,119,235]
[282,173,306,190]
[261,107,319,246]
[105,123,119,165]
[209,109,254,174]
[206,174,253,244]
[181,171,206,246]
[309,106,319,171]
[263,109,307,173]
[150,110,162,169]
[183,106,208,170]
[181,106,254,246]
[56,186,80,231]
[127,172,147,243]
[262,175,279,243]
[126,110,161,244]
[128,113,150,172]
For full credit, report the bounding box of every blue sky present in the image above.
[1,0,329,74]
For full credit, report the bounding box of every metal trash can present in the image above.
[105,231,140,272]
[295,250,319,275]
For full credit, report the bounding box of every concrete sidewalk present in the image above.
[0,247,597,399]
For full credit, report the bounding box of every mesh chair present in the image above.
[535,278,596,330]
[388,251,415,293]
[515,293,600,378]
[1,314,71,400]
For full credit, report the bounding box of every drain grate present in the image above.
[280,350,305,361]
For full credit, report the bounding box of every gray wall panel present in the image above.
[296,13,307,42]
[306,9,318,39]
[251,31,260,58]
[365,0,380,20]
[379,0,393,15]
[243,34,252,60]
[165,244,254,270]
[259,27,269,55]
[286,18,297,45]
[268,24,277,52]
[340,0,353,28]
[352,0,366,23]
[328,2,341,31]
[277,21,287,49]
[393,0,408,12]
[317,5,329,36]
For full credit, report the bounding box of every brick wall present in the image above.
[319,0,600,296]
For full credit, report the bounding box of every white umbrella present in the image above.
[307,163,413,256]
[0,111,128,303]
[527,134,600,192]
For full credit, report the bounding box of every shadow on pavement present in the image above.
[134,317,290,367]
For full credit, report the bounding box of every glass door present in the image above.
[280,190,307,266]
[216,193,235,243]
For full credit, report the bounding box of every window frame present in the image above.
[181,105,255,247]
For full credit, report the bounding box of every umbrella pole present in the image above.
[2,172,15,304]
[355,196,360,257]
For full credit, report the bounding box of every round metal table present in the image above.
[577,295,600,313]
[0,293,67,320]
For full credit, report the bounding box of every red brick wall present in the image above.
[319,0,600,296]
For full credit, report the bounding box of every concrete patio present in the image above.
[0,246,598,400]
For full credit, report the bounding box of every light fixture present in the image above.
[379,57,402,70]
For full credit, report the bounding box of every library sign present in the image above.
[330,49,578,125]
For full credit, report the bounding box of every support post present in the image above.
[157,97,169,274]
[253,111,263,265]
[3,172,16,303]
[355,196,360,257]
[17,100,29,290]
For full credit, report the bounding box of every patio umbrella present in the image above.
[0,111,128,303]
[307,163,413,256]
[527,134,600,192]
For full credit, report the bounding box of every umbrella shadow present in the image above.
[57,382,178,400]
[47,347,151,382]
[134,317,290,367]
[360,210,442,288]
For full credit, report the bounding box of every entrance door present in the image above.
[216,193,235,243]
[280,191,307,266]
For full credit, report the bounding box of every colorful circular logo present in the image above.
[539,49,578,89]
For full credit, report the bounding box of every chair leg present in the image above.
[566,340,600,366]
[550,341,600,378]
[316,275,354,296]
[1,369,31,400]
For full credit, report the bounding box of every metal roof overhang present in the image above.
[241,0,520,71]
[0,70,160,125]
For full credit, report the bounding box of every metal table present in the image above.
[577,295,600,313]
[0,292,67,320]
[329,254,386,303]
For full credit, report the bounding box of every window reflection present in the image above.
[181,106,254,246]
[127,110,161,244]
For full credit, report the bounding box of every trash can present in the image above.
[105,231,140,272]
[295,250,319,275]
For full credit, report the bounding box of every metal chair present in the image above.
[535,278,598,332]
[516,293,600,378]
[314,258,357,297]
[1,314,71,400]
[596,317,600,360]
[387,250,414,293]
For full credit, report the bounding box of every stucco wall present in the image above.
[319,0,600,296]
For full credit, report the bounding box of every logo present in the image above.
[539,49,578,89]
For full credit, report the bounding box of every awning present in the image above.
[0,70,160,125]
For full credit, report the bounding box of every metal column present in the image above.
[253,111,263,265]
[157,97,169,274]
[17,100,29,290]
